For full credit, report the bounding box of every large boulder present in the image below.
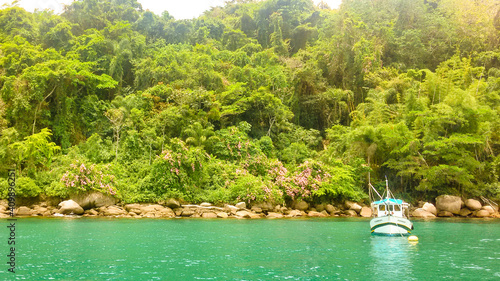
[422,202,437,215]
[235,202,246,210]
[360,207,372,218]
[252,202,273,212]
[412,208,436,218]
[294,201,309,211]
[475,209,491,217]
[286,210,304,217]
[482,206,495,215]
[102,206,127,216]
[141,205,175,218]
[216,212,229,218]
[33,205,48,216]
[315,204,325,212]
[71,192,116,210]
[235,210,251,218]
[345,201,362,213]
[124,204,144,214]
[58,200,84,215]
[267,212,284,219]
[437,210,454,217]
[224,205,239,214]
[464,199,482,211]
[251,206,263,213]
[436,195,463,215]
[201,212,217,218]
[166,199,181,209]
[459,208,472,217]
[16,206,34,216]
[180,208,195,217]
[308,211,327,217]
[325,204,339,215]
[344,210,358,217]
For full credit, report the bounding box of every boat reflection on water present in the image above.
[369,236,418,280]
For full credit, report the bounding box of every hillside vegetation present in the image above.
[1,0,499,205]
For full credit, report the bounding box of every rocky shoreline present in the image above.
[1,193,498,219]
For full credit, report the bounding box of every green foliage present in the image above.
[61,160,117,196]
[8,128,61,176]
[1,0,499,204]
[0,176,42,198]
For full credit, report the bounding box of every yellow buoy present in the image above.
[408,235,419,243]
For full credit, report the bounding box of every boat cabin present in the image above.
[372,198,409,218]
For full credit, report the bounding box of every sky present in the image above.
[0,0,342,19]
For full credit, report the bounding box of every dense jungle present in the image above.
[1,0,499,205]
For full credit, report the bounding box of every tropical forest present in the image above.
[1,0,499,207]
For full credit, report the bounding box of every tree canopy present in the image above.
[1,0,499,204]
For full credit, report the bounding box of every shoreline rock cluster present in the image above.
[411,195,499,218]
[1,193,498,219]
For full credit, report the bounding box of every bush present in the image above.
[61,160,117,196]
[2,176,43,198]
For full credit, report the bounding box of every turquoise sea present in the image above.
[1,218,499,280]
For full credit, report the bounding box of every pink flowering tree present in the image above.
[61,160,117,196]
[268,159,365,202]
[146,138,209,201]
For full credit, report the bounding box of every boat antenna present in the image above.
[385,175,389,199]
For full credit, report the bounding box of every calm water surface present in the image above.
[1,218,499,280]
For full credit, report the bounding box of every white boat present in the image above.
[369,178,413,236]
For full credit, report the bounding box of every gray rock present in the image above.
[475,209,491,217]
[166,198,181,209]
[58,200,84,215]
[216,212,229,218]
[315,204,325,212]
[345,201,362,213]
[459,208,472,217]
[308,211,326,217]
[224,205,238,214]
[437,210,454,217]
[85,209,99,216]
[252,202,273,212]
[33,206,48,215]
[249,212,263,219]
[235,202,246,210]
[174,208,183,216]
[181,209,195,217]
[325,204,337,214]
[200,202,212,207]
[412,208,436,218]
[16,206,34,216]
[103,206,127,216]
[344,210,358,217]
[201,212,217,218]
[71,191,116,210]
[251,206,263,213]
[287,210,303,217]
[436,195,463,215]
[236,210,251,218]
[464,199,482,211]
[267,212,284,218]
[422,202,437,215]
[124,204,144,214]
[294,201,309,211]
[482,205,495,215]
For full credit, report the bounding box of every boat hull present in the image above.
[370,216,413,236]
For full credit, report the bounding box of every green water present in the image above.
[1,218,499,280]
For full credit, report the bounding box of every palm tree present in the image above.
[182,122,214,148]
